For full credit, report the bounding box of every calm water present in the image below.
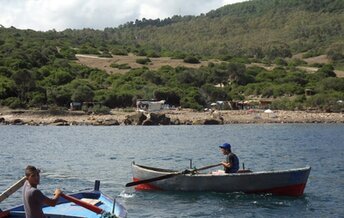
[0,124,343,217]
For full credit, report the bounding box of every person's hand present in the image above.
[54,189,62,197]
[221,162,230,168]
[182,169,191,174]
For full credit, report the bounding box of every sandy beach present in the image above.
[0,108,343,125]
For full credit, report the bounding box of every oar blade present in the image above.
[0,176,26,203]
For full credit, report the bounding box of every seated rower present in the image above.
[219,142,239,173]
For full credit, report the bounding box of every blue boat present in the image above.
[0,181,127,218]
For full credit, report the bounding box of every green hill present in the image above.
[107,0,344,59]
[0,0,343,112]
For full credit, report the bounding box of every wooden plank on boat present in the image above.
[81,198,100,205]
[60,193,104,214]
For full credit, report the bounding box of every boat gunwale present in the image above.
[7,190,102,210]
[135,163,177,173]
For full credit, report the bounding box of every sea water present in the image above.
[1,124,343,217]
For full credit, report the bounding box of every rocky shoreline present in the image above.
[0,108,343,126]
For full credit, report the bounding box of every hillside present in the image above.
[0,0,343,113]
[75,53,344,80]
[75,54,219,74]
[109,0,344,59]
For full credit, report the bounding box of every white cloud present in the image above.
[0,0,246,31]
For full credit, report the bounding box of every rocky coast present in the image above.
[0,108,343,126]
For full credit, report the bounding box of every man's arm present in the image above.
[222,155,234,169]
[221,161,232,168]
[42,189,62,206]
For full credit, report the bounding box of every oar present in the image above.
[60,193,103,214]
[0,176,26,203]
[126,163,222,187]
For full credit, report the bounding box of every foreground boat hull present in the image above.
[2,181,127,218]
[131,163,311,196]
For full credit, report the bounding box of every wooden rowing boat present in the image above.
[1,180,127,218]
[130,162,311,196]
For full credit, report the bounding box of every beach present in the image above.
[0,108,343,125]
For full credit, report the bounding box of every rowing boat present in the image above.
[130,162,311,196]
[1,180,127,218]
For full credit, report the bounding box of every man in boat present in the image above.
[23,165,62,218]
[219,143,239,173]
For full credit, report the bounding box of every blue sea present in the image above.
[0,124,343,217]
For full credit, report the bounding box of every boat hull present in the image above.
[131,163,311,196]
[2,182,127,218]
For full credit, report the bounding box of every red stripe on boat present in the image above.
[133,178,163,191]
[247,183,307,196]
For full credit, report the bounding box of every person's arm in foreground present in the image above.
[43,189,62,206]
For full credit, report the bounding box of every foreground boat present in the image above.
[1,180,127,218]
[130,162,311,196]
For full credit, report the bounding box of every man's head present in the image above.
[219,143,231,155]
[25,165,40,187]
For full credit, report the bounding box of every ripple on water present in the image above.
[0,124,343,217]
[118,190,135,199]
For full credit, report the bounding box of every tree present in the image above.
[319,78,344,92]
[226,63,247,85]
[183,56,200,64]
[71,85,94,102]
[201,84,228,103]
[315,64,336,78]
[176,68,207,87]
[2,97,24,109]
[47,86,72,107]
[0,76,16,99]
[0,66,13,77]
[327,42,344,61]
[28,91,47,107]
[53,70,74,85]
[181,87,206,110]
[154,88,181,106]
[11,69,35,102]
[142,71,163,85]
[265,42,292,60]
[208,68,229,85]
[136,57,151,65]
[60,47,77,60]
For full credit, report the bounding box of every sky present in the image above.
[0,0,247,31]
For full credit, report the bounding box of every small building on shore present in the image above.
[136,100,166,112]
[70,101,103,111]
[70,102,82,110]
[210,101,232,110]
